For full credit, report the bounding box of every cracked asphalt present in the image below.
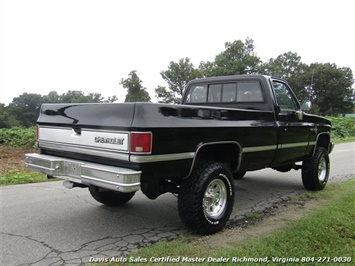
[1,142,354,265]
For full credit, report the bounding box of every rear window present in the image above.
[236,82,263,102]
[185,81,263,103]
[186,85,207,103]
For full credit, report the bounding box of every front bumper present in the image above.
[329,142,335,154]
[25,153,141,193]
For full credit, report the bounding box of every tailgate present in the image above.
[37,103,135,160]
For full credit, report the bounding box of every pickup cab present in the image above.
[25,75,334,234]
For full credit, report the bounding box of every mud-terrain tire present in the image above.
[89,186,135,206]
[302,147,330,191]
[178,162,235,235]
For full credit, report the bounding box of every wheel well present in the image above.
[316,134,330,150]
[193,143,240,173]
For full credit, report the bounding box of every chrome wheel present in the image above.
[318,156,327,183]
[203,179,227,219]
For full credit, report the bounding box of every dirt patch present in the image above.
[193,199,321,249]
[0,144,37,172]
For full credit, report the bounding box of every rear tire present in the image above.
[89,186,135,206]
[178,162,235,235]
[302,147,330,191]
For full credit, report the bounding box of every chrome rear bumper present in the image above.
[25,153,141,193]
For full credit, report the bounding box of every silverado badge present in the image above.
[95,136,125,145]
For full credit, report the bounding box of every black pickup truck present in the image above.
[25,75,334,234]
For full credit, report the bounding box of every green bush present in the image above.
[0,127,36,147]
[0,169,47,185]
[327,116,355,141]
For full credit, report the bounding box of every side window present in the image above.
[185,85,207,103]
[272,81,299,111]
[236,81,263,102]
[208,84,222,102]
[222,83,237,102]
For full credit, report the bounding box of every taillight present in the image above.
[36,125,39,140]
[130,132,152,153]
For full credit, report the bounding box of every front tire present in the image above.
[89,186,135,206]
[178,162,235,234]
[302,147,330,191]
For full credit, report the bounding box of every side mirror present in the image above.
[301,101,311,112]
[296,110,303,121]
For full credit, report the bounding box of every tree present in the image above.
[199,38,261,77]
[7,93,43,127]
[258,52,310,103]
[306,63,354,116]
[0,104,21,128]
[59,91,103,103]
[155,85,176,104]
[4,90,112,127]
[2,89,120,127]
[120,71,151,102]
[43,91,60,103]
[155,58,202,103]
[0,104,9,127]
[103,95,118,103]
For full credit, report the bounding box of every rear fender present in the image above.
[188,141,242,177]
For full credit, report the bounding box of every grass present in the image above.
[0,169,51,185]
[90,179,355,266]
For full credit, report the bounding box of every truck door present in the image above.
[272,80,310,164]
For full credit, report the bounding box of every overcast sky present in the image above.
[1,0,354,105]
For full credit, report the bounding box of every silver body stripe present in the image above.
[278,142,309,149]
[243,142,312,153]
[130,142,310,163]
[242,145,277,153]
[130,152,195,163]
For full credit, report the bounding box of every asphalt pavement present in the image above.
[1,142,354,265]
